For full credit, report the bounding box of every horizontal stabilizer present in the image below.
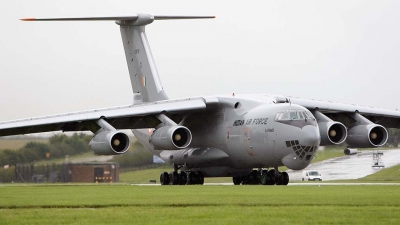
[21,15,215,22]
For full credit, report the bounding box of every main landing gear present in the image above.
[160,165,204,185]
[233,168,289,185]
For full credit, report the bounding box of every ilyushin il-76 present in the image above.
[1,14,398,185]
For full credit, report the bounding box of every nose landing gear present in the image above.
[233,168,289,185]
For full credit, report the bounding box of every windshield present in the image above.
[275,110,315,121]
[309,171,319,176]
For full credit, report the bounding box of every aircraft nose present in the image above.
[300,125,320,146]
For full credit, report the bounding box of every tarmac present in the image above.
[287,149,400,181]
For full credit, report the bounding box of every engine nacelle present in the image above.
[347,124,388,148]
[89,131,130,155]
[150,126,192,150]
[344,148,358,155]
[318,121,347,145]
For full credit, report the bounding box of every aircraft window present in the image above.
[290,111,298,120]
[299,112,304,119]
[280,111,290,120]
[275,112,282,121]
[276,110,315,121]
[276,110,309,121]
[305,111,315,119]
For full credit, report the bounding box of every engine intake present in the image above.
[318,122,347,145]
[347,124,388,148]
[150,126,192,150]
[89,131,130,155]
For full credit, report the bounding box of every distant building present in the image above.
[66,162,120,183]
[15,162,120,183]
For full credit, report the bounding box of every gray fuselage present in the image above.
[133,94,320,177]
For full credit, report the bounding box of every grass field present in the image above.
[358,164,400,182]
[0,184,399,224]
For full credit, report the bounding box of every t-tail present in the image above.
[22,14,215,104]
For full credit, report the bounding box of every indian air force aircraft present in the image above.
[1,14,398,185]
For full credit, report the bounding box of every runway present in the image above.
[287,149,400,181]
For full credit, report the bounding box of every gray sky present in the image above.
[1,0,399,121]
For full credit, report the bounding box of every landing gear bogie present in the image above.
[234,168,289,186]
[160,170,204,185]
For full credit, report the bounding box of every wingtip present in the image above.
[20,18,36,21]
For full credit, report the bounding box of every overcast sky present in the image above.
[0,0,399,121]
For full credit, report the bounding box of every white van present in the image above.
[302,170,322,181]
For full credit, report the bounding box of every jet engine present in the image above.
[89,131,130,155]
[150,126,192,150]
[318,121,347,145]
[346,124,388,148]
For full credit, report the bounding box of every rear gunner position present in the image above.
[0,14,394,185]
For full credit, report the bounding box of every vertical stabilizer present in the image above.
[120,23,168,103]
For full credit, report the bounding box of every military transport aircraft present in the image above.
[0,14,398,185]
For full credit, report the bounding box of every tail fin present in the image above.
[119,17,167,103]
[22,14,214,103]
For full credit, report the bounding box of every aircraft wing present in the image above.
[0,97,217,136]
[290,97,400,128]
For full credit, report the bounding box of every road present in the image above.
[287,149,400,181]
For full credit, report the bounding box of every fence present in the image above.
[15,163,70,183]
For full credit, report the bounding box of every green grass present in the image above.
[323,164,400,183]
[312,147,345,163]
[357,164,400,182]
[0,185,399,224]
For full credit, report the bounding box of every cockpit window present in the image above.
[275,111,289,120]
[298,112,304,119]
[305,111,315,119]
[290,110,298,120]
[275,110,315,121]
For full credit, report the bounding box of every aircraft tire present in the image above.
[260,170,269,185]
[249,170,259,185]
[160,172,170,185]
[232,176,242,185]
[169,171,179,185]
[281,172,289,185]
[186,171,195,185]
[267,170,276,185]
[179,171,187,185]
[197,171,205,185]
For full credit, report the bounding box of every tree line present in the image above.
[0,133,92,166]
